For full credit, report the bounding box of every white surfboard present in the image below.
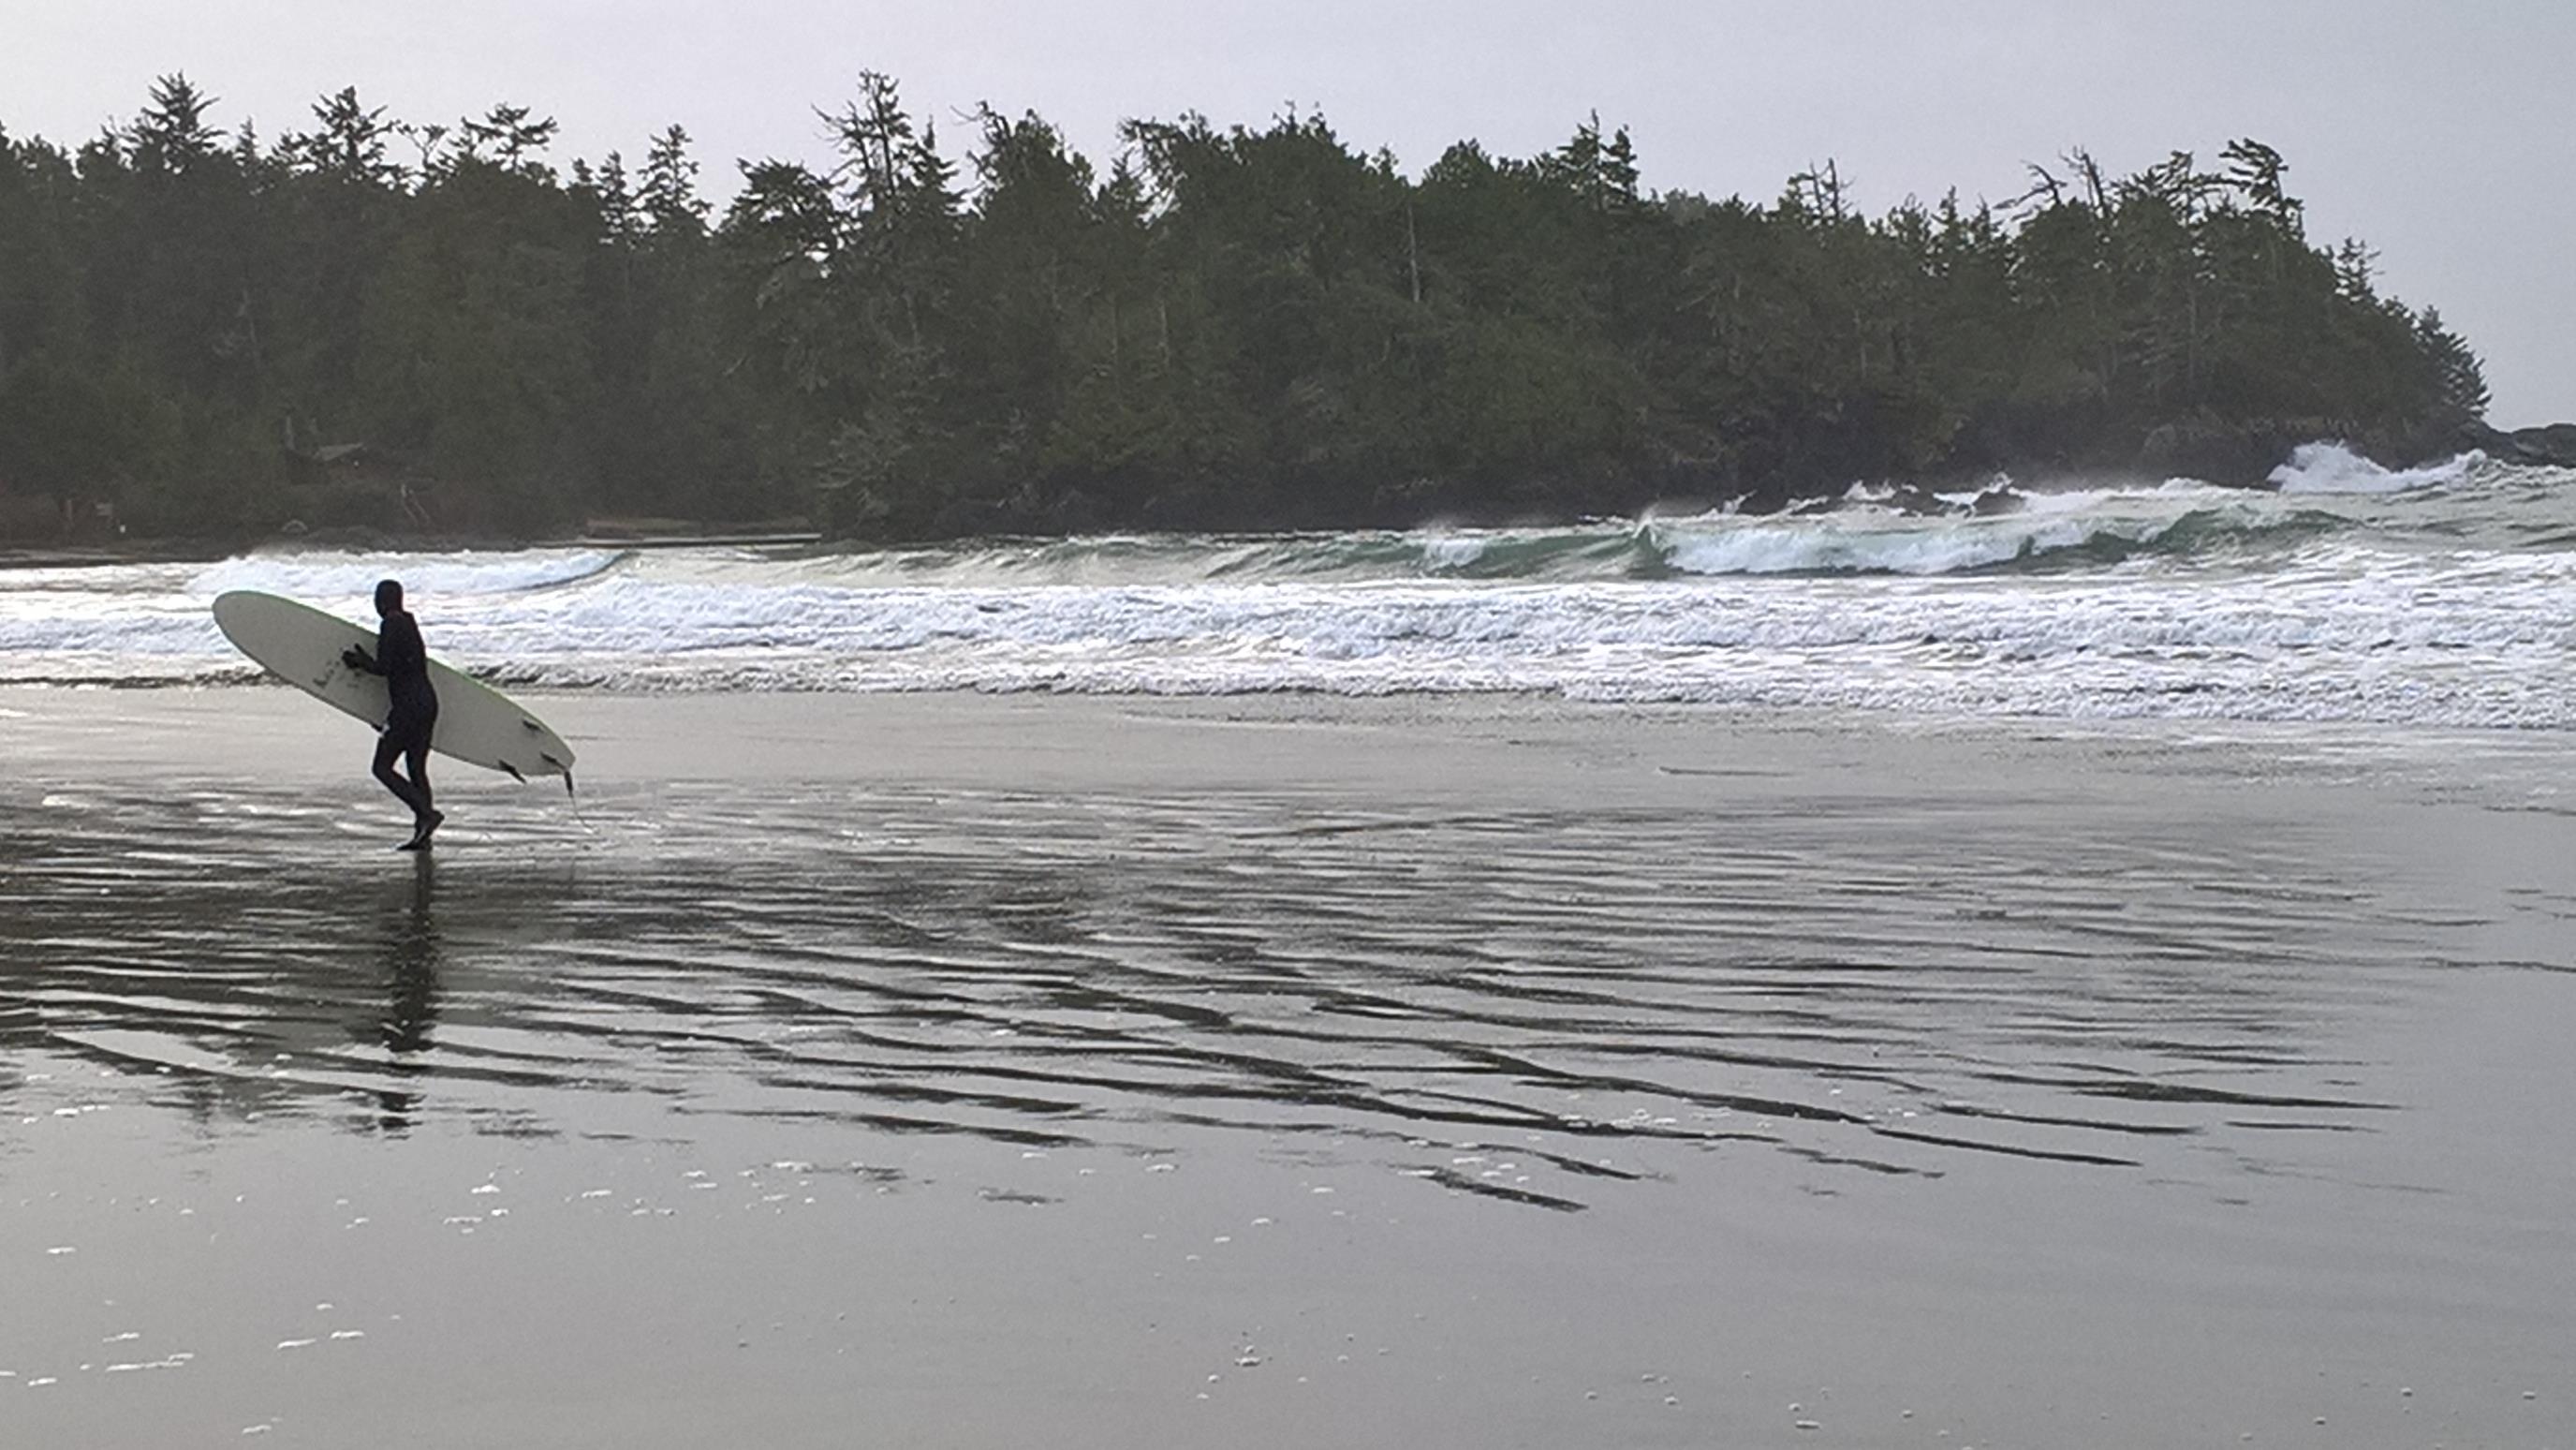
[212,590,577,787]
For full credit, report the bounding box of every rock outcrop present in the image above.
[2456,420,2576,469]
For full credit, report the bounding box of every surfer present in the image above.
[342,579,445,850]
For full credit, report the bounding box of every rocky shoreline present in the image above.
[2458,419,2576,468]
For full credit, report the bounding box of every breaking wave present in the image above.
[187,547,630,603]
[1641,489,2338,576]
[2269,441,2481,496]
[4,449,2569,729]
[671,486,2345,588]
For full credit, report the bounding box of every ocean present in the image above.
[6,443,2572,731]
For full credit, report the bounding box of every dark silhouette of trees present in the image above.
[0,74,2495,543]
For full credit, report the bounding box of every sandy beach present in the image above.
[5,687,2573,1447]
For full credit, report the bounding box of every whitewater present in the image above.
[5,445,2571,730]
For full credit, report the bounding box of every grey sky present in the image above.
[7,0,2569,425]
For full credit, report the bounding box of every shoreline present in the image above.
[11,677,2576,768]
[8,679,2571,784]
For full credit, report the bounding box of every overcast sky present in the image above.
[7,0,2569,425]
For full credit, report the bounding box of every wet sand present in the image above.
[5,687,2573,1448]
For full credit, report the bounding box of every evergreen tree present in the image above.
[0,76,2502,543]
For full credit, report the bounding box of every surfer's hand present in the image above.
[342,645,372,672]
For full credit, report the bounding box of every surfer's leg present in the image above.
[373,732,428,816]
[405,738,442,837]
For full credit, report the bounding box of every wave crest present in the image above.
[2268,442,2481,495]
[187,548,629,602]
[1641,489,2332,577]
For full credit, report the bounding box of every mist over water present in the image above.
[6,449,2569,729]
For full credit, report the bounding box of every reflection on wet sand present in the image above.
[374,851,439,1132]
[0,766,2458,1208]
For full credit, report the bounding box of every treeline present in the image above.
[0,74,2491,542]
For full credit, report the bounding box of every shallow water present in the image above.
[4,691,2573,1446]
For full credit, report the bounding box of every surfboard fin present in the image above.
[499,761,527,783]
[563,771,577,799]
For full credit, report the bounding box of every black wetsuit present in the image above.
[359,609,439,825]
[376,608,438,746]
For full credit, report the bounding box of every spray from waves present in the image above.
[2269,441,2481,495]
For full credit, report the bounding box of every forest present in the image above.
[0,74,2493,543]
